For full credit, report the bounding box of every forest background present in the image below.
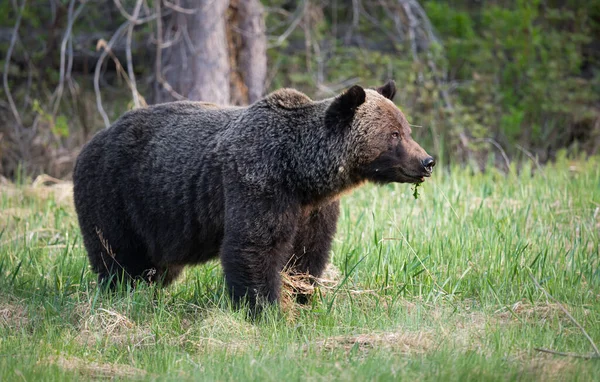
[1,0,599,179]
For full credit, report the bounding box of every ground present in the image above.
[0,157,599,381]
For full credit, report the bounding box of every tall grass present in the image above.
[0,156,599,380]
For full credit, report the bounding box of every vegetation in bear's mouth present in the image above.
[412,182,422,199]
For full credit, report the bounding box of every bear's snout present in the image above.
[422,157,435,175]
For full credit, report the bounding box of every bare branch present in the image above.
[344,0,360,45]
[3,0,26,127]
[516,144,544,174]
[113,0,158,24]
[406,0,438,45]
[359,3,402,50]
[126,0,144,109]
[20,36,34,111]
[399,0,421,80]
[268,0,307,48]
[472,138,510,171]
[154,0,185,101]
[163,0,197,14]
[534,348,599,359]
[94,22,129,128]
[52,0,86,116]
[149,28,182,49]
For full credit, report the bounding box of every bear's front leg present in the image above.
[287,201,340,303]
[220,190,300,312]
[289,201,340,277]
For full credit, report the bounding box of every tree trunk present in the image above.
[157,0,231,104]
[237,0,267,103]
[156,0,266,105]
[227,0,267,105]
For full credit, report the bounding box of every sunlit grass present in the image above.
[1,156,599,380]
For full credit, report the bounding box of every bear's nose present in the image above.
[422,157,435,173]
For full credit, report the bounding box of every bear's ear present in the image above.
[325,85,366,127]
[375,80,396,101]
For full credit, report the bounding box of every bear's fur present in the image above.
[73,81,434,310]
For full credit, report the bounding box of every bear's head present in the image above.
[325,81,435,184]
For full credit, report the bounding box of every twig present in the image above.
[52,0,86,116]
[95,227,133,280]
[473,138,510,171]
[163,0,197,14]
[529,270,600,358]
[516,144,544,174]
[378,0,404,41]
[3,0,26,127]
[154,0,185,101]
[406,0,439,44]
[268,0,307,48]
[66,25,74,84]
[344,0,360,45]
[97,40,146,106]
[359,4,402,51]
[126,0,144,109]
[20,37,34,111]
[399,0,420,71]
[113,0,158,24]
[149,28,181,49]
[534,348,599,359]
[94,22,129,128]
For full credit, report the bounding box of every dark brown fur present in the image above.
[72,81,434,312]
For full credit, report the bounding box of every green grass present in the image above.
[1,157,599,381]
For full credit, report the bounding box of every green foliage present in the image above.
[424,0,598,156]
[32,100,70,138]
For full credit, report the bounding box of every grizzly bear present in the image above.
[73,80,435,310]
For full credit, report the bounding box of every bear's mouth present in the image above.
[398,169,429,183]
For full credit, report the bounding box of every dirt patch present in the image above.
[41,355,148,379]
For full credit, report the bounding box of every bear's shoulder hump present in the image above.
[263,88,312,109]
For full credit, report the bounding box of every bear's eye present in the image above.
[391,131,400,140]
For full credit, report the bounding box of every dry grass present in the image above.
[40,355,148,379]
[183,309,260,353]
[495,301,590,325]
[469,196,523,212]
[0,175,73,207]
[75,307,155,348]
[280,264,341,319]
[310,329,434,355]
[0,300,28,330]
[510,352,582,382]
